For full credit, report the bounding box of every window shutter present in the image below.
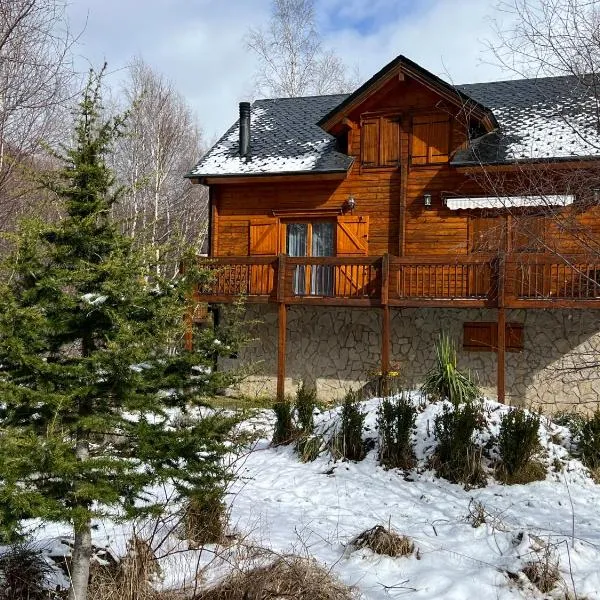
[428,118,450,163]
[511,216,545,253]
[336,215,369,255]
[380,117,400,166]
[361,119,379,166]
[411,121,429,165]
[470,216,502,253]
[249,218,279,255]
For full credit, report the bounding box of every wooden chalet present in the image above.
[187,55,600,408]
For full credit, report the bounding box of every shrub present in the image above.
[272,398,295,445]
[579,409,600,472]
[497,408,543,483]
[422,333,480,405]
[296,435,322,463]
[349,525,414,557]
[377,393,416,469]
[296,381,317,433]
[434,400,486,487]
[522,545,561,594]
[0,542,58,600]
[336,390,366,461]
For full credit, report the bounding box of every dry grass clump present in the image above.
[184,492,228,546]
[349,525,415,558]
[521,544,561,594]
[196,555,355,600]
[496,459,547,485]
[88,537,160,600]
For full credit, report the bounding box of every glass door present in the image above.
[286,221,334,296]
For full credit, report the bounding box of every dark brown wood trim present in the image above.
[202,171,350,185]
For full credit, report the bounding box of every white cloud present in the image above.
[66,0,512,152]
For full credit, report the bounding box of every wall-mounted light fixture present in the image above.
[423,192,432,208]
[344,195,356,212]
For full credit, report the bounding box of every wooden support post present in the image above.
[497,306,506,404]
[497,253,506,404]
[276,254,288,401]
[381,254,391,396]
[277,302,287,401]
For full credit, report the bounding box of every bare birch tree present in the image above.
[0,0,76,230]
[247,0,359,97]
[111,58,208,277]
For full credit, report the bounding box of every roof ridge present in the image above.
[254,92,351,102]
[458,73,585,87]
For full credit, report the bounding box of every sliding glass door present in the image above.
[286,221,334,296]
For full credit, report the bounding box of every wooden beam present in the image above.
[277,302,287,401]
[203,171,349,185]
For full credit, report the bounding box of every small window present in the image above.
[360,115,400,168]
[411,114,450,165]
[463,322,524,352]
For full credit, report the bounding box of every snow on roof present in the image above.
[454,75,600,164]
[189,95,353,178]
[446,195,575,210]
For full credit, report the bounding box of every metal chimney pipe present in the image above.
[239,101,251,158]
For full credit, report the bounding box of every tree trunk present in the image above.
[68,518,92,600]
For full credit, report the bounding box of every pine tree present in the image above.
[0,69,240,600]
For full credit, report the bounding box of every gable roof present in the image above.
[188,57,600,180]
[188,94,353,180]
[317,54,498,132]
[453,75,600,165]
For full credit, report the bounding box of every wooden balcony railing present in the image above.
[194,254,600,309]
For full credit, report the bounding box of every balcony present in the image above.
[193,254,600,309]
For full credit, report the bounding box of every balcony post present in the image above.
[277,254,287,401]
[497,253,506,404]
[381,254,390,395]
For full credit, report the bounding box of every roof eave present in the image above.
[187,165,352,185]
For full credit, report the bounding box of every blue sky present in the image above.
[65,0,511,142]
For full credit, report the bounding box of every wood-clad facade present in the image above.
[190,57,600,406]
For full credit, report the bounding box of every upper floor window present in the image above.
[360,115,400,168]
[411,114,450,165]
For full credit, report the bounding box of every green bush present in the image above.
[295,381,317,433]
[272,399,295,445]
[422,333,480,405]
[497,408,542,482]
[579,409,600,472]
[377,393,416,469]
[337,390,366,461]
[434,400,485,487]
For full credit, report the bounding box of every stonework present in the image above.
[220,305,600,411]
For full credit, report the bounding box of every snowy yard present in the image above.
[28,397,600,599]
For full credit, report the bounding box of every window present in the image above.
[286,221,335,296]
[411,114,450,165]
[360,115,400,168]
[463,322,524,352]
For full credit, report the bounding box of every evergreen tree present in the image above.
[0,69,240,600]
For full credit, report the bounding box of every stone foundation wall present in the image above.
[220,305,600,411]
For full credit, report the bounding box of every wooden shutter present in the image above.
[380,117,400,166]
[361,119,379,166]
[428,117,450,163]
[249,218,279,255]
[249,218,278,295]
[336,216,369,297]
[470,216,502,253]
[511,216,545,253]
[463,322,524,352]
[412,115,450,165]
[336,215,369,255]
[411,121,429,165]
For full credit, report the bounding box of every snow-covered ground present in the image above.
[25,396,600,599]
